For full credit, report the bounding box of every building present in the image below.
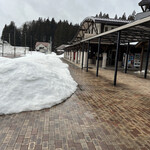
[35,42,51,54]
[64,17,130,68]
[63,0,150,85]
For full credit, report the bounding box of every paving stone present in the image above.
[0,60,150,150]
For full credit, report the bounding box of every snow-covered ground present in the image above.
[0,52,77,115]
[134,70,150,74]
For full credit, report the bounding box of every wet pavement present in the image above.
[0,59,150,150]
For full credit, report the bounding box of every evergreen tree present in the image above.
[121,13,127,20]
[99,12,103,18]
[95,14,98,17]
[1,18,79,50]
[128,10,136,21]
[114,14,118,19]
[2,21,19,46]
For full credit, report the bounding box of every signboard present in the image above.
[134,53,141,68]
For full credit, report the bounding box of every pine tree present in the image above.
[114,14,118,19]
[128,10,136,21]
[1,18,79,50]
[99,12,103,18]
[121,13,127,20]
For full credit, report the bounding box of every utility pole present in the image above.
[50,36,52,54]
[9,33,11,45]
[30,35,32,54]
[14,27,16,58]
[25,33,26,55]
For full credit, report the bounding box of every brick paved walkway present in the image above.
[0,60,150,150]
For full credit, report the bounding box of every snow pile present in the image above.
[0,52,77,115]
[134,70,150,74]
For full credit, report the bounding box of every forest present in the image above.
[1,18,79,50]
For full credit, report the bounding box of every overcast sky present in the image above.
[0,0,141,36]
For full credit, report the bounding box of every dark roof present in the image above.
[81,17,130,26]
[139,0,150,6]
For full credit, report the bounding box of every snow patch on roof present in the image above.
[35,42,50,48]
[81,16,131,25]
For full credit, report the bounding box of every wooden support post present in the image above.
[144,39,150,79]
[86,41,90,72]
[96,37,101,77]
[114,31,121,86]
[125,42,130,73]
[81,43,84,69]
[140,46,144,72]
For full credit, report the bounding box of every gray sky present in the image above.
[0,0,141,36]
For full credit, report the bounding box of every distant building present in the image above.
[35,42,51,54]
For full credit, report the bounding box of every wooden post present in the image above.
[140,46,144,72]
[144,40,150,79]
[86,41,90,72]
[96,37,101,77]
[81,43,84,69]
[125,42,130,73]
[114,31,121,86]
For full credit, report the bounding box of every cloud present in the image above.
[0,0,142,36]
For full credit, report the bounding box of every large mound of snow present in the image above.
[0,52,77,115]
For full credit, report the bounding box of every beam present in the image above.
[86,41,90,72]
[125,42,130,73]
[96,37,101,77]
[114,31,121,86]
[144,39,150,78]
[81,43,84,69]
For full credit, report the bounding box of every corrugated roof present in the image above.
[80,17,131,26]
[81,17,131,24]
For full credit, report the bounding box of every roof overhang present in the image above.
[65,16,150,49]
[139,0,150,6]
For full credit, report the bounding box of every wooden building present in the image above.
[64,17,131,69]
[64,0,150,85]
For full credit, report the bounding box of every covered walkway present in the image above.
[0,60,150,150]
[65,16,150,86]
